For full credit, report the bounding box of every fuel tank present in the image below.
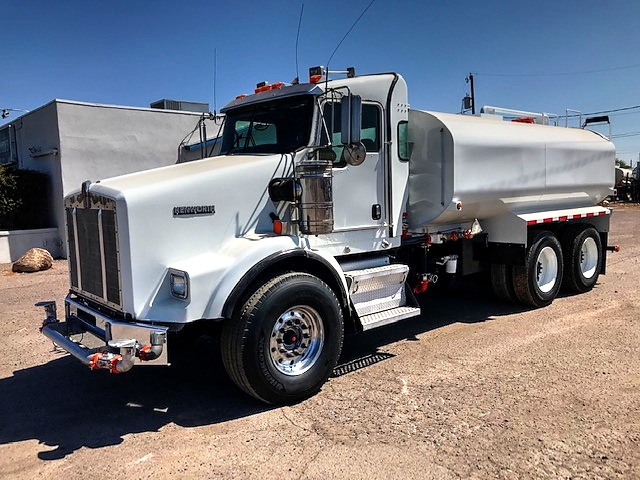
[406,110,615,230]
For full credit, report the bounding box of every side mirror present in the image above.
[342,143,366,166]
[340,94,362,145]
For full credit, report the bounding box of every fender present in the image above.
[141,234,349,324]
[221,247,350,320]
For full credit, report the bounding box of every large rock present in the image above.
[12,248,54,273]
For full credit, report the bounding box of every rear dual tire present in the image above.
[561,225,602,293]
[491,263,517,303]
[491,226,603,307]
[512,231,563,308]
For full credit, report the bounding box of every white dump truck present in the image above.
[40,67,616,404]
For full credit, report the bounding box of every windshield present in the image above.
[220,95,315,155]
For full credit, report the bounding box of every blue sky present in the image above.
[3,0,640,164]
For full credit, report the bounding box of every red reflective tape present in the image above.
[528,211,607,226]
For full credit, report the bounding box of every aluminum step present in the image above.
[360,306,422,331]
[345,264,409,294]
[345,264,410,317]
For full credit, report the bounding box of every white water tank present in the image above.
[406,110,615,230]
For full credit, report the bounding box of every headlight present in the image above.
[170,271,189,299]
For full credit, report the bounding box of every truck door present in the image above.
[321,101,387,237]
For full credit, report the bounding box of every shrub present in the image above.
[0,165,51,230]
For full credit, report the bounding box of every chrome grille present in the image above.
[65,192,122,310]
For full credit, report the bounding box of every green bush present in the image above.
[0,165,51,230]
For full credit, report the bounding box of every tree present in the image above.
[615,158,631,169]
[0,166,50,229]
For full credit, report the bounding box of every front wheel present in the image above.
[221,273,344,405]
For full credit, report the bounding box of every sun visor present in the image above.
[221,84,323,113]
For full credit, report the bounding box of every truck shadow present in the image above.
[0,340,269,460]
[0,278,526,460]
[334,277,529,373]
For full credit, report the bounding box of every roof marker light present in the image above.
[254,81,286,94]
[309,66,323,83]
[255,82,271,93]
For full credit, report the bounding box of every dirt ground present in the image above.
[0,205,638,480]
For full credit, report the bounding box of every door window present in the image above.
[321,102,381,166]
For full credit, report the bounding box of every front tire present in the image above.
[221,273,344,405]
[512,231,563,308]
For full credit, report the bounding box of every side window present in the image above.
[360,105,380,152]
[397,121,409,161]
[321,102,381,167]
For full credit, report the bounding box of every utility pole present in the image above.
[463,74,476,114]
[469,73,475,114]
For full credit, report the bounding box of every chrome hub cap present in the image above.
[269,306,324,376]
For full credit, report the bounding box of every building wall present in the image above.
[1,100,221,261]
[9,102,65,260]
[55,100,215,195]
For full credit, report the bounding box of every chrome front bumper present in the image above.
[39,296,169,373]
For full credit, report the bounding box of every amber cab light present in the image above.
[309,66,323,83]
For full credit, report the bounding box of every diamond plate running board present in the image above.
[360,306,421,331]
[345,264,409,317]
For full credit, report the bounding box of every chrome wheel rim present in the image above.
[269,305,324,376]
[536,246,558,293]
[580,237,598,279]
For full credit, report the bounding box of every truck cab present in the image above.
[218,70,410,254]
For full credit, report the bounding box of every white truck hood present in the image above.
[82,153,294,317]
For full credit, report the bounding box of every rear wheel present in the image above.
[512,231,563,308]
[491,263,517,303]
[561,225,602,293]
[221,273,344,405]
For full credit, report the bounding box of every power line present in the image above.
[585,104,640,116]
[612,131,640,139]
[606,110,640,118]
[563,104,640,119]
[474,63,640,77]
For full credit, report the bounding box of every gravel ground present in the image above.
[0,205,638,479]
